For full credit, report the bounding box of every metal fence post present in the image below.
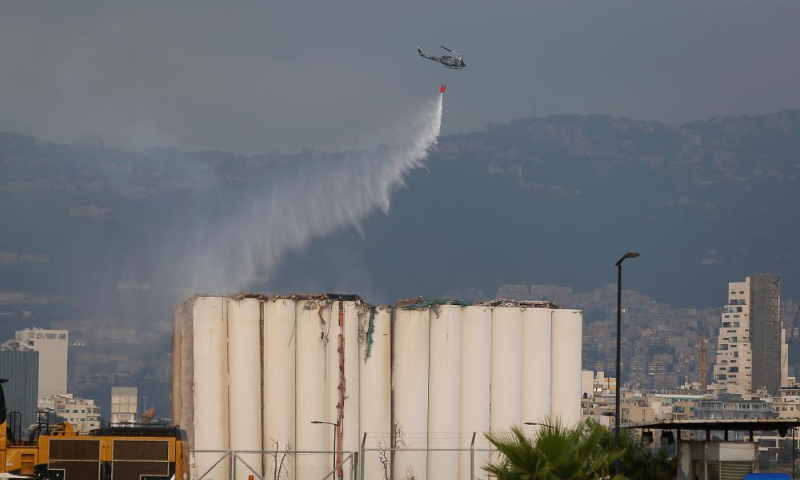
[360,433,367,480]
[352,451,359,480]
[470,432,476,480]
[230,450,234,480]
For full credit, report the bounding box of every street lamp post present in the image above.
[311,420,340,478]
[615,251,639,477]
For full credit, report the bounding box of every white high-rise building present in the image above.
[110,386,138,424]
[3,328,69,399]
[713,275,788,396]
[713,279,753,395]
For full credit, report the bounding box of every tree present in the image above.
[484,418,626,480]
[595,421,676,480]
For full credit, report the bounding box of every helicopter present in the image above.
[416,45,466,69]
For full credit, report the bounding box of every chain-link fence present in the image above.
[360,447,495,480]
[193,450,356,480]
[192,446,495,480]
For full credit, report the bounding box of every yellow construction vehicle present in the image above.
[1,379,190,479]
[1,379,39,477]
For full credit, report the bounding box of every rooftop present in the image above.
[628,418,800,433]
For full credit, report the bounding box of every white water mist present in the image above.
[181,93,443,292]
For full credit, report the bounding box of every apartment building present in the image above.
[110,386,138,424]
[2,328,68,399]
[39,393,101,432]
[712,275,787,396]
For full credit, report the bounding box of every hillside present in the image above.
[2,109,800,413]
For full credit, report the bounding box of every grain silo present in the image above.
[294,298,330,478]
[458,305,492,480]
[521,306,552,435]
[391,302,430,480]
[262,297,296,478]
[171,293,582,480]
[427,303,462,480]
[489,303,523,431]
[191,296,230,478]
[227,298,262,479]
[358,306,391,477]
[550,309,584,426]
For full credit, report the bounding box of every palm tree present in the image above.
[484,418,626,480]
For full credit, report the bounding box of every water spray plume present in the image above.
[181,93,444,292]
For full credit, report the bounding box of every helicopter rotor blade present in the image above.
[439,45,454,53]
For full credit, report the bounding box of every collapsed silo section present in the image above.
[392,303,431,480]
[263,298,297,480]
[171,300,194,448]
[227,297,263,479]
[490,303,523,432]
[550,309,583,427]
[171,306,182,439]
[458,305,492,480]
[359,306,392,479]
[427,302,462,480]
[324,299,361,478]
[295,298,333,479]
[521,306,553,436]
[192,296,230,478]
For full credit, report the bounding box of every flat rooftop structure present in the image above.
[629,418,800,436]
[629,419,800,479]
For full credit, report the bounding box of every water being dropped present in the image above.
[182,93,444,292]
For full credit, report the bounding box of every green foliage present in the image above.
[594,420,677,480]
[483,417,626,480]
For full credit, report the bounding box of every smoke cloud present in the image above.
[177,93,443,292]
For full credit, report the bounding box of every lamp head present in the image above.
[616,251,640,266]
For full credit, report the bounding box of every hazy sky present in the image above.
[2,1,799,153]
